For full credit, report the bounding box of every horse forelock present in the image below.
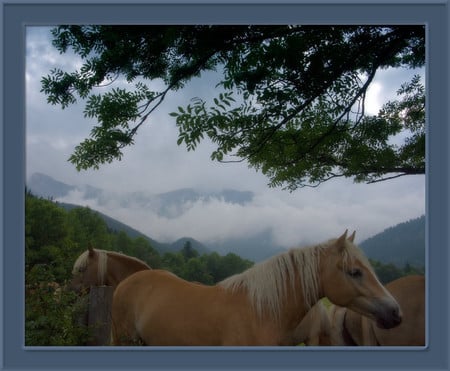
[72,248,108,285]
[219,241,326,321]
[72,250,89,275]
[339,239,374,274]
[72,248,150,287]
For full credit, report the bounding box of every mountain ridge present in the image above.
[28,172,254,219]
[28,172,425,265]
[360,215,425,267]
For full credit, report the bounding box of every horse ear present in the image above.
[88,243,95,256]
[348,231,356,243]
[336,230,348,252]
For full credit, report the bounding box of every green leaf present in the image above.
[42,25,424,188]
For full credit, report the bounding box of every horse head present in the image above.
[69,245,104,294]
[320,230,402,329]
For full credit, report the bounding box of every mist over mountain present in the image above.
[208,228,286,262]
[28,172,254,219]
[28,172,76,199]
[27,172,425,265]
[28,172,279,260]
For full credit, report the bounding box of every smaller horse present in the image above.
[293,300,331,346]
[329,275,425,346]
[112,230,402,346]
[70,245,151,294]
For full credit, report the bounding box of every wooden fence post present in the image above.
[87,286,113,346]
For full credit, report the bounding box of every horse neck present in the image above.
[105,253,149,288]
[276,262,323,331]
[361,316,379,345]
[338,310,357,345]
[292,302,329,345]
[343,309,379,345]
[284,248,325,321]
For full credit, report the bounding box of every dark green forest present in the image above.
[361,216,425,268]
[25,191,253,345]
[25,191,423,345]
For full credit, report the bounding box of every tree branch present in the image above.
[366,173,410,183]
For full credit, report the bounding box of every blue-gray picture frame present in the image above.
[1,1,448,370]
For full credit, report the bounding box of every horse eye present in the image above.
[347,268,362,278]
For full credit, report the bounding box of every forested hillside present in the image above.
[360,216,425,268]
[25,191,253,345]
[56,201,171,253]
[28,173,425,265]
[25,191,424,345]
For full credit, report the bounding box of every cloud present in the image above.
[27,27,426,251]
[55,172,424,252]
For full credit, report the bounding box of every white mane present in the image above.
[72,249,108,285]
[72,248,150,285]
[219,237,370,322]
[219,240,329,321]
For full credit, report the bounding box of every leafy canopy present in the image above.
[41,25,425,189]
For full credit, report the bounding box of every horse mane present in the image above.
[72,250,92,274]
[219,236,370,322]
[218,239,331,321]
[72,248,150,285]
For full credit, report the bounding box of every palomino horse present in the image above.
[111,231,402,345]
[70,245,151,293]
[293,300,331,346]
[70,246,151,345]
[329,275,425,346]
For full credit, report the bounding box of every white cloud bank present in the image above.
[28,27,425,251]
[57,172,424,249]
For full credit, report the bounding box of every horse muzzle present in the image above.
[349,296,402,329]
[375,304,402,329]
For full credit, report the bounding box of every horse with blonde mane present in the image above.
[111,231,402,346]
[70,245,151,294]
[329,275,425,346]
[293,300,332,346]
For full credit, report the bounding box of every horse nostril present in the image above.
[393,307,402,324]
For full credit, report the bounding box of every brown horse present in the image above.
[111,230,402,346]
[329,275,425,346]
[293,300,331,346]
[70,245,151,293]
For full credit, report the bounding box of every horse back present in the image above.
[112,269,270,345]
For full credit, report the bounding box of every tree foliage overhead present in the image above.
[41,25,425,189]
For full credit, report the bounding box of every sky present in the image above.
[25,26,426,249]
